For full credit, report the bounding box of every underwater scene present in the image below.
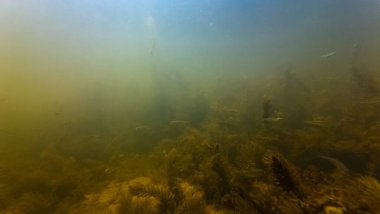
[1,0,380,213]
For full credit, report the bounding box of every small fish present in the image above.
[320,51,337,59]
[320,156,349,174]
[135,125,151,131]
[304,120,329,128]
[263,117,283,123]
[304,116,331,128]
[169,120,190,126]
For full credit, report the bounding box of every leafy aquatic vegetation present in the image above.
[1,59,380,214]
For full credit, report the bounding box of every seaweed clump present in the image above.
[196,153,262,213]
[263,152,305,198]
[122,177,207,214]
[343,176,380,213]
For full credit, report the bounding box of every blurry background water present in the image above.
[1,0,379,139]
[1,0,380,212]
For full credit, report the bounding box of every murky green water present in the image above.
[1,1,380,213]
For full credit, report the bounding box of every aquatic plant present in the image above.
[174,181,207,214]
[120,177,207,214]
[263,152,305,198]
[10,192,55,214]
[205,154,234,202]
[351,66,378,95]
[262,96,276,119]
[343,176,380,213]
[233,141,266,171]
[128,182,176,213]
[1,49,380,214]
[195,153,263,213]
[185,92,210,127]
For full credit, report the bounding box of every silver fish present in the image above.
[169,120,190,126]
[320,156,349,173]
[135,125,151,131]
[320,51,337,59]
[263,117,283,123]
